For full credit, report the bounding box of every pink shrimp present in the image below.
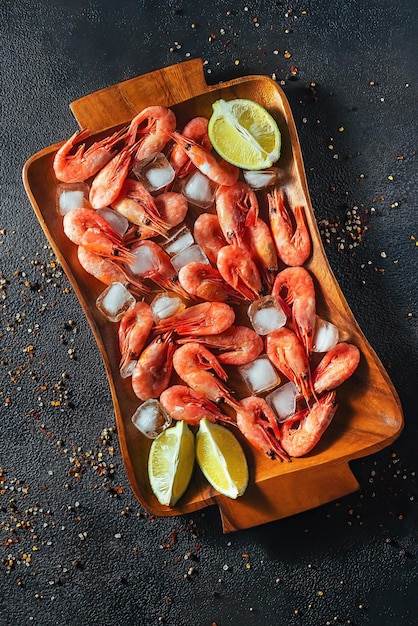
[244,216,279,288]
[128,106,177,162]
[130,240,189,298]
[312,342,360,394]
[268,187,311,267]
[89,141,140,209]
[173,342,240,410]
[235,397,290,461]
[118,301,154,376]
[170,116,212,178]
[178,262,242,302]
[217,244,263,301]
[159,385,231,426]
[265,326,315,404]
[280,391,338,457]
[193,213,227,264]
[154,302,235,337]
[53,127,126,183]
[131,333,175,400]
[178,325,263,366]
[63,207,134,264]
[272,266,316,355]
[77,247,149,297]
[215,182,258,247]
[169,131,239,186]
[112,179,171,240]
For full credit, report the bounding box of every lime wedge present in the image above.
[148,420,195,506]
[196,418,248,499]
[208,98,281,170]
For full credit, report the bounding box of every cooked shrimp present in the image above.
[154,192,188,226]
[169,131,239,186]
[217,244,263,301]
[215,182,258,247]
[130,240,189,298]
[159,385,230,426]
[312,342,360,394]
[63,207,134,264]
[178,262,242,302]
[170,116,212,178]
[77,247,149,296]
[178,325,263,365]
[268,187,311,267]
[173,342,240,410]
[89,141,139,210]
[53,127,125,183]
[154,301,235,336]
[131,333,175,400]
[128,106,177,162]
[118,301,154,376]
[244,216,278,288]
[280,391,337,457]
[272,266,316,355]
[235,397,290,461]
[112,179,171,239]
[193,213,227,264]
[266,326,315,404]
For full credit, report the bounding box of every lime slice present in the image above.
[208,98,281,170]
[196,418,249,499]
[148,420,195,506]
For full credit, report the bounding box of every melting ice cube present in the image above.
[266,382,298,422]
[131,399,172,438]
[119,358,137,379]
[130,245,157,276]
[312,317,339,352]
[97,207,129,237]
[243,167,279,189]
[182,170,217,208]
[248,295,287,335]
[150,292,186,323]
[170,244,210,272]
[162,224,194,256]
[132,153,175,192]
[96,282,136,322]
[238,355,281,395]
[57,184,89,215]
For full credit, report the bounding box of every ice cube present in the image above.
[243,167,279,189]
[150,292,186,323]
[131,399,172,438]
[266,382,298,422]
[96,282,136,322]
[132,153,175,192]
[170,244,210,272]
[97,207,129,237]
[248,295,287,335]
[57,184,89,215]
[312,317,339,352]
[119,358,137,379]
[162,224,194,256]
[238,355,281,395]
[130,245,156,276]
[182,170,217,208]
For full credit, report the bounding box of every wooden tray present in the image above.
[23,59,403,533]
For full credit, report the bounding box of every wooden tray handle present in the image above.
[70,58,208,133]
[217,461,360,533]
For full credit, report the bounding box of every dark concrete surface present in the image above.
[1,1,417,625]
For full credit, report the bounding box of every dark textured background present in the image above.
[1,1,417,625]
